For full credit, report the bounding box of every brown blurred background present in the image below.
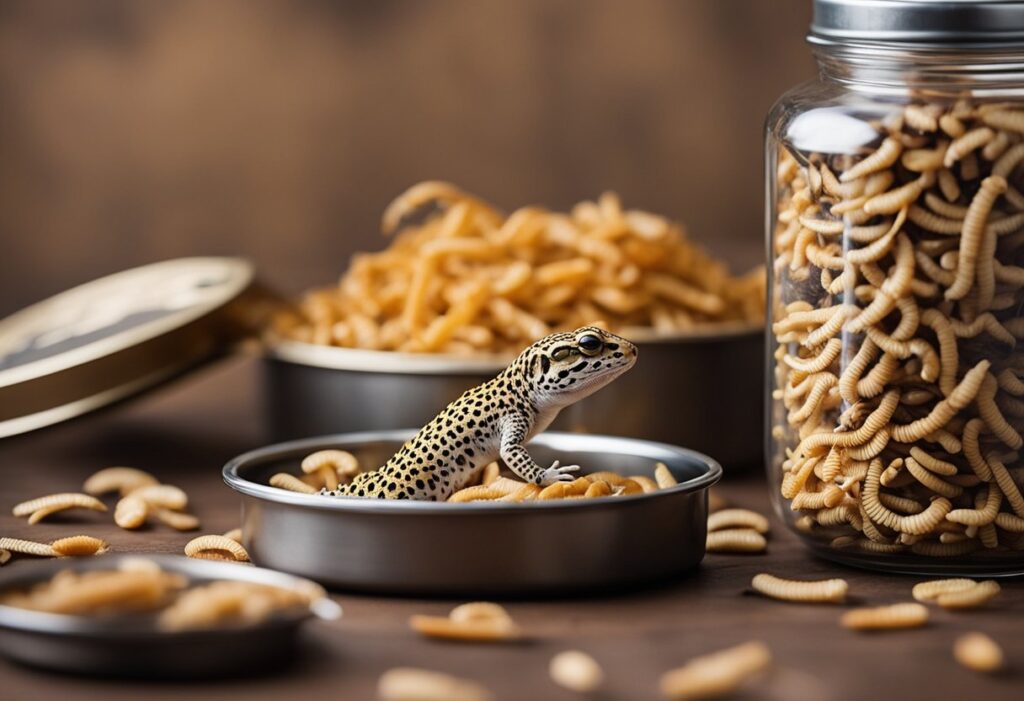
[0,0,813,316]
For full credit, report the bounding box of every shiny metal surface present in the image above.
[223,430,722,596]
[811,0,1024,45]
[264,325,763,471]
[0,554,340,678]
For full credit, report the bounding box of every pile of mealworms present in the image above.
[772,99,1024,558]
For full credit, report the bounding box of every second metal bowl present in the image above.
[223,430,721,596]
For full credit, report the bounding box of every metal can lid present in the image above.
[811,0,1024,45]
[0,258,263,439]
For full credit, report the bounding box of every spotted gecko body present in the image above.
[327,326,638,501]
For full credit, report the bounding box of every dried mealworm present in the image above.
[706,529,767,554]
[654,462,678,489]
[750,573,848,603]
[911,578,979,602]
[184,534,250,562]
[840,603,929,630]
[0,537,56,557]
[50,535,109,557]
[378,668,494,701]
[936,580,1001,609]
[12,493,107,521]
[114,494,148,529]
[708,509,770,534]
[659,641,772,701]
[82,466,159,496]
[946,176,1007,300]
[954,633,1004,673]
[549,650,603,693]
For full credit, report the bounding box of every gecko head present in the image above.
[523,326,637,408]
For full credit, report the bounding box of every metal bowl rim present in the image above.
[222,429,723,513]
[0,553,340,637]
[264,322,763,374]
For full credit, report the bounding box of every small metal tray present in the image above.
[223,430,722,596]
[0,554,341,678]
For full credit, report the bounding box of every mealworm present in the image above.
[944,127,994,167]
[911,578,978,602]
[270,473,318,494]
[82,466,159,496]
[0,537,56,557]
[840,603,929,630]
[938,168,962,200]
[706,529,767,554]
[654,462,678,488]
[862,459,952,534]
[708,509,770,534]
[954,633,1004,673]
[995,512,1024,531]
[750,573,848,603]
[302,449,359,488]
[549,650,603,693]
[947,486,1001,526]
[981,109,1024,134]
[936,580,1001,609]
[114,494,148,529]
[905,458,962,499]
[978,375,1024,449]
[12,493,107,520]
[920,309,958,396]
[154,508,201,531]
[904,104,940,132]
[987,455,1024,517]
[223,528,243,543]
[0,549,9,566]
[863,174,930,215]
[924,192,968,218]
[946,176,1007,300]
[131,484,189,511]
[940,113,966,137]
[377,668,494,701]
[184,534,250,562]
[50,535,108,556]
[659,641,772,701]
[480,461,501,485]
[409,615,520,642]
[842,137,902,182]
[908,205,962,234]
[448,485,507,503]
[890,360,989,442]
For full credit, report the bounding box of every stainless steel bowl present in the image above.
[223,430,722,596]
[263,324,763,470]
[0,554,341,678]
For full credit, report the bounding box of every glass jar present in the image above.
[767,0,1024,574]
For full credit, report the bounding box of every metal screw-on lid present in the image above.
[811,0,1024,44]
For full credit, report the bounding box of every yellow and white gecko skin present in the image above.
[326,327,638,501]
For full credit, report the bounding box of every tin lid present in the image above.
[810,0,1024,45]
[0,258,269,439]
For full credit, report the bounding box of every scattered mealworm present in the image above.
[130,484,189,511]
[114,495,149,529]
[706,529,767,554]
[707,509,770,534]
[936,580,1001,609]
[911,578,979,602]
[410,601,520,642]
[49,535,109,557]
[184,534,250,563]
[750,573,848,603]
[953,632,1004,673]
[0,537,57,557]
[659,641,772,700]
[154,508,201,531]
[82,466,159,496]
[840,603,929,630]
[549,650,604,693]
[377,668,494,701]
[12,493,107,523]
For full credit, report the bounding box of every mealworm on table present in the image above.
[184,534,250,562]
[82,466,159,496]
[49,535,109,557]
[130,484,189,511]
[12,493,107,521]
[0,537,56,557]
[707,509,770,534]
[840,603,929,630]
[953,633,1004,673]
[269,473,318,494]
[409,615,520,642]
[114,494,148,529]
[377,668,494,701]
[154,508,201,531]
[706,529,767,554]
[936,580,1001,609]
[911,578,979,602]
[659,641,772,701]
[549,650,603,693]
[750,573,848,603]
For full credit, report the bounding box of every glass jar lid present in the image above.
[811,0,1024,45]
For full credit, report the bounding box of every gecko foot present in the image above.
[538,460,580,485]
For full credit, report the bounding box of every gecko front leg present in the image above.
[499,415,579,485]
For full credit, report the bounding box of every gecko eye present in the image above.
[551,347,573,362]
[577,334,603,356]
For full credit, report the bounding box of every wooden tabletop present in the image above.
[1,357,1021,700]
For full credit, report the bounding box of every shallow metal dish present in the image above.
[0,554,340,678]
[263,325,763,471]
[223,430,722,596]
